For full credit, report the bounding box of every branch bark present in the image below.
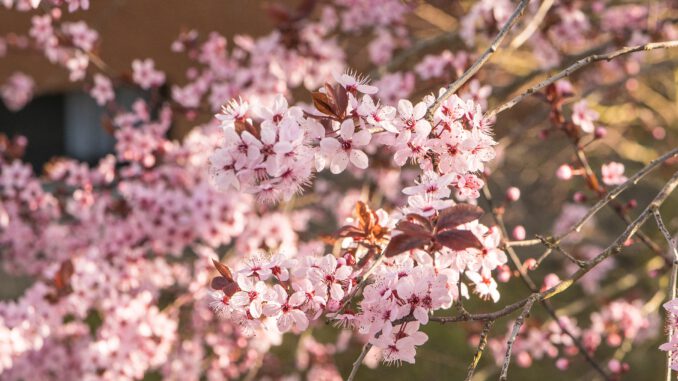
[426,0,530,119]
[654,209,678,381]
[486,40,678,119]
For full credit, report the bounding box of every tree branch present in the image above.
[486,40,678,119]
[426,0,530,119]
[347,342,373,381]
[654,209,678,381]
[465,321,494,381]
[499,295,537,381]
[485,40,678,118]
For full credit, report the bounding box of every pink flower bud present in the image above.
[516,352,532,367]
[608,359,621,373]
[524,258,537,271]
[505,187,521,202]
[556,358,569,370]
[653,127,666,140]
[539,129,549,140]
[594,126,607,139]
[497,265,511,283]
[556,164,573,180]
[573,192,587,203]
[512,225,526,240]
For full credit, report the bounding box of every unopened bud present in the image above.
[556,164,573,180]
[505,187,521,202]
[573,192,587,203]
[594,126,607,139]
[512,225,526,240]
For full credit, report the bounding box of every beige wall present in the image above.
[0,0,288,94]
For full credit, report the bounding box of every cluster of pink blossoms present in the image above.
[209,73,496,205]
[207,72,510,365]
[0,0,676,379]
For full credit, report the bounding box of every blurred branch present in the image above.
[486,40,678,119]
[370,32,457,79]
[552,147,678,245]
[510,0,554,48]
[427,0,530,119]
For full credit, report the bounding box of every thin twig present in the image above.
[499,295,537,381]
[510,0,555,48]
[347,342,373,381]
[465,321,494,381]
[536,147,677,256]
[504,238,543,247]
[654,209,678,381]
[369,33,457,80]
[486,40,678,119]
[337,248,386,312]
[482,183,610,379]
[427,0,530,119]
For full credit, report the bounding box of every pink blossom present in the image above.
[90,74,114,105]
[320,120,372,174]
[371,322,428,364]
[571,100,599,133]
[601,161,628,186]
[132,58,166,90]
[1,72,34,111]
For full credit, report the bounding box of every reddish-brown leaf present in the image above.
[404,213,433,231]
[212,259,234,281]
[436,204,484,232]
[435,229,483,251]
[355,201,372,231]
[211,276,231,290]
[223,281,239,297]
[384,233,428,257]
[395,220,432,238]
[53,259,74,291]
[336,225,364,238]
[311,91,336,117]
[328,83,348,119]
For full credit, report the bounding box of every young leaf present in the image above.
[211,276,231,290]
[435,229,483,251]
[436,204,484,232]
[395,220,432,238]
[384,233,428,257]
[404,213,433,232]
[330,83,348,119]
[212,259,234,281]
[311,91,336,117]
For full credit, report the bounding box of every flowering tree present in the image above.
[1,0,678,380]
